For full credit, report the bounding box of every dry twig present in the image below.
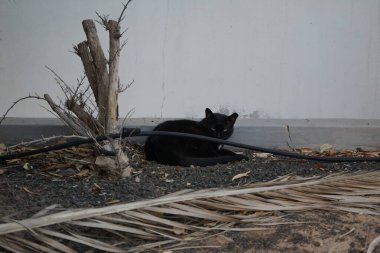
[0,95,45,125]
[118,79,134,93]
[117,0,133,25]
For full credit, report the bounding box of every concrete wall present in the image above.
[1,0,380,119]
[2,118,380,149]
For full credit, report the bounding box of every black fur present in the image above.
[144,108,248,166]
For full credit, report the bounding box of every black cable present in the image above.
[140,130,380,162]
[1,127,380,163]
[0,128,141,162]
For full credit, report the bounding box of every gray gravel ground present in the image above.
[1,150,379,219]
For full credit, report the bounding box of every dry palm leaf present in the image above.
[1,171,380,252]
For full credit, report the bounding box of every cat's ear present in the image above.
[205,108,214,119]
[228,113,239,124]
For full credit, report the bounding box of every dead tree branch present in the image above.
[45,66,74,94]
[118,79,134,93]
[117,0,133,25]
[95,12,109,29]
[75,42,99,104]
[82,19,109,131]
[65,98,103,134]
[107,19,121,133]
[0,95,45,125]
[44,94,87,136]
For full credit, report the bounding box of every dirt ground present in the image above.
[193,211,380,253]
[1,145,380,252]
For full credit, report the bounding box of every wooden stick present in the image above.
[107,20,121,134]
[82,20,109,131]
[76,41,99,104]
[66,99,103,134]
[44,94,87,136]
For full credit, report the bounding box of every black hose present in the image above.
[1,127,380,163]
[141,130,380,162]
[0,128,141,162]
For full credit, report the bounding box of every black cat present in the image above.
[144,108,248,166]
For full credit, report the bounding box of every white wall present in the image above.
[1,0,379,119]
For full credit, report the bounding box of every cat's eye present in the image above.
[223,129,228,132]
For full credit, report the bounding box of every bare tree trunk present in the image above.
[82,20,109,132]
[107,20,121,134]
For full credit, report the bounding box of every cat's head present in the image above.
[201,108,238,139]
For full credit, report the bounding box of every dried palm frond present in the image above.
[1,171,380,252]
